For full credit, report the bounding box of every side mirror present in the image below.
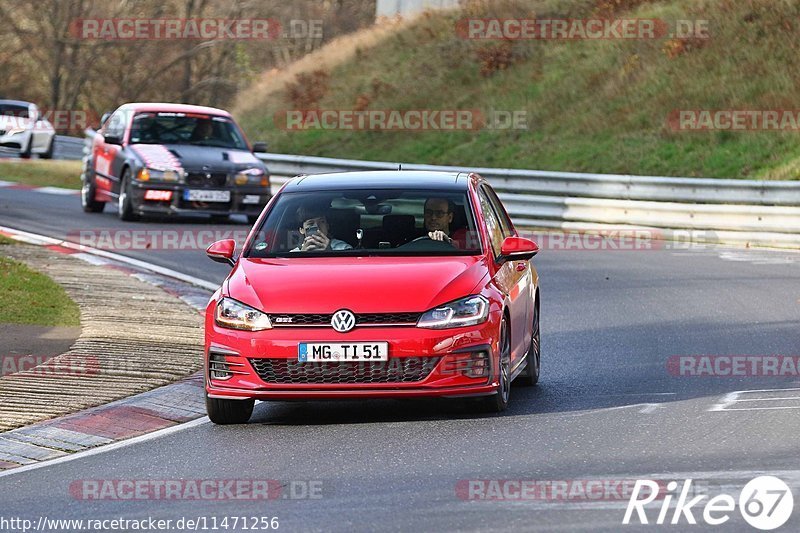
[252,141,268,153]
[206,239,236,267]
[103,133,123,145]
[499,236,539,263]
[100,112,112,128]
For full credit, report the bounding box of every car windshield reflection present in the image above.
[245,189,483,257]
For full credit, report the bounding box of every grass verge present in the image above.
[0,160,82,189]
[234,0,800,179]
[0,254,81,326]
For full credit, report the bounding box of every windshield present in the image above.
[0,104,29,118]
[129,112,248,149]
[245,189,482,257]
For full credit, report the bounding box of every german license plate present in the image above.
[298,342,389,362]
[183,189,230,202]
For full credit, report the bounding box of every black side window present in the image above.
[478,189,504,258]
[482,184,514,238]
[105,111,125,138]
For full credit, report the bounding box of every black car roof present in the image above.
[283,171,471,192]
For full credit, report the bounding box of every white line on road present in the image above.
[0,225,220,291]
[36,186,80,195]
[709,388,800,412]
[0,417,209,479]
[565,403,664,417]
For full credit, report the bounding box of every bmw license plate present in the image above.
[298,343,389,362]
[183,189,230,202]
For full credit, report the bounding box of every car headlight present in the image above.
[5,128,26,136]
[235,167,266,186]
[215,298,272,331]
[417,295,489,329]
[138,167,181,182]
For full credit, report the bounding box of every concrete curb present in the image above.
[0,237,214,471]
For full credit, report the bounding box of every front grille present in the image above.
[249,357,440,384]
[270,312,420,327]
[186,172,228,187]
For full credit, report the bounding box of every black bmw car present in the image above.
[81,102,270,223]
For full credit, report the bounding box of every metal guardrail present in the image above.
[81,130,800,248]
[255,152,800,249]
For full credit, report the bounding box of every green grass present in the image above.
[0,235,16,245]
[0,256,80,326]
[235,0,800,179]
[0,160,82,189]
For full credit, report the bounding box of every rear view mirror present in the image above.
[207,239,236,267]
[499,236,539,262]
[252,141,268,153]
[103,133,123,145]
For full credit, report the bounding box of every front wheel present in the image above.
[41,137,54,159]
[477,318,511,413]
[19,137,32,159]
[206,393,255,425]
[81,176,105,213]
[118,169,139,221]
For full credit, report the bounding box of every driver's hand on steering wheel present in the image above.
[428,230,452,242]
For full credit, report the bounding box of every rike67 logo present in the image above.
[623,476,794,530]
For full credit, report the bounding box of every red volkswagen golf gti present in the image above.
[203,171,540,424]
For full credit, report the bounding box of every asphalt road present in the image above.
[1,186,799,532]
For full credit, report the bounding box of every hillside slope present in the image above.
[234,0,800,179]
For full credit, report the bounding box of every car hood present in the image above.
[227,256,489,314]
[129,143,263,172]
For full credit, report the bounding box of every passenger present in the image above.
[292,205,353,252]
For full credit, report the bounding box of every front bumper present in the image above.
[204,313,502,401]
[130,181,270,217]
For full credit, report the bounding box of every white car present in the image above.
[0,100,56,158]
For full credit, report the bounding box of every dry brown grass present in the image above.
[232,17,416,118]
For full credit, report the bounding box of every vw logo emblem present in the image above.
[331,309,356,333]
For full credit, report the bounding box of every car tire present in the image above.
[206,393,255,425]
[41,137,54,159]
[514,291,540,387]
[20,138,32,159]
[477,317,511,413]
[118,168,139,221]
[81,175,105,213]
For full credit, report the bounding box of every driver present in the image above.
[291,205,353,252]
[423,197,456,242]
[190,119,214,142]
